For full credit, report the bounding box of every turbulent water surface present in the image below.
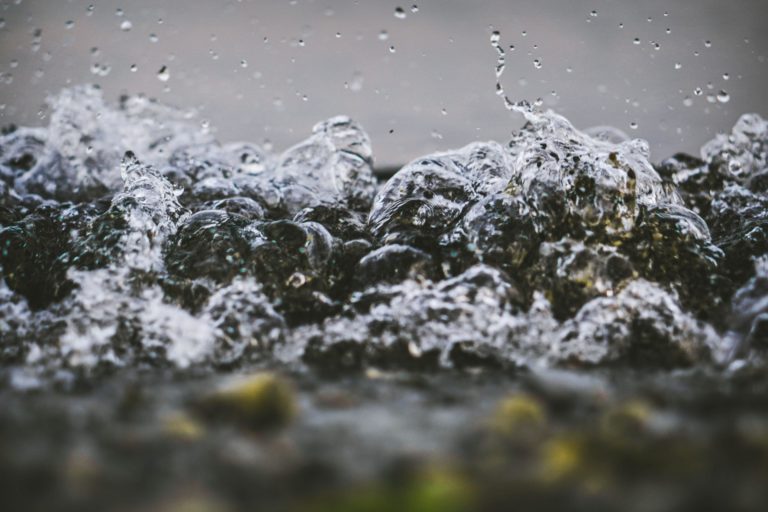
[2,86,768,511]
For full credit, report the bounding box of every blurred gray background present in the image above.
[0,0,765,168]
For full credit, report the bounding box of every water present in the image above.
[1,83,766,381]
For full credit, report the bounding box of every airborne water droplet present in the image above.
[130,64,137,72]
[723,72,730,80]
[120,20,133,32]
[389,46,396,53]
[394,7,406,19]
[590,10,598,17]
[633,37,641,45]
[693,87,703,96]
[379,30,389,41]
[704,40,712,48]
[674,62,682,70]
[149,33,158,43]
[157,65,170,82]
[65,20,75,30]
[630,122,638,130]
[533,59,542,69]
[717,90,730,103]
[240,59,248,68]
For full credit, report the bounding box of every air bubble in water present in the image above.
[394,7,406,19]
[120,20,133,32]
[157,65,170,82]
[717,90,730,103]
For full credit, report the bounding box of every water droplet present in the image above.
[298,39,305,47]
[116,8,124,17]
[704,40,712,48]
[683,96,694,107]
[335,32,342,38]
[394,7,406,19]
[490,31,501,45]
[149,33,158,43]
[120,20,133,32]
[717,90,730,103]
[666,27,671,34]
[521,30,527,37]
[653,42,661,51]
[633,37,641,45]
[411,4,419,13]
[90,63,111,77]
[389,45,396,53]
[441,108,447,116]
[630,121,638,130]
[618,22,624,29]
[533,58,542,69]
[86,4,94,16]
[10,60,18,68]
[723,72,730,80]
[240,59,248,68]
[379,30,389,41]
[693,87,703,96]
[130,64,137,72]
[674,62,682,70]
[65,20,75,30]
[157,65,170,82]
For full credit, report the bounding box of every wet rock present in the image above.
[193,373,297,431]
